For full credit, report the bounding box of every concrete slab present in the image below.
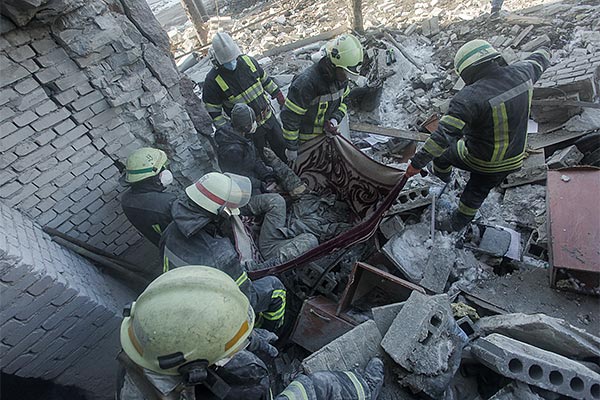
[419,245,455,293]
[471,333,600,399]
[476,313,600,360]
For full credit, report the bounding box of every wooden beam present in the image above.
[263,26,348,57]
[350,122,430,142]
[383,31,420,69]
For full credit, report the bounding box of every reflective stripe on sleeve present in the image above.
[440,115,466,130]
[343,372,366,400]
[284,98,308,115]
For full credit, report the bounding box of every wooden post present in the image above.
[180,0,209,45]
[350,0,364,33]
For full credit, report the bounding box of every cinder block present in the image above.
[476,313,600,360]
[471,333,600,400]
[372,301,405,335]
[546,145,584,169]
[381,291,453,375]
[390,186,432,213]
[419,244,455,294]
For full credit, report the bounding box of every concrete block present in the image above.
[72,107,94,124]
[0,107,16,123]
[372,302,405,336]
[53,119,76,135]
[381,291,453,374]
[471,333,600,400]
[33,129,57,146]
[421,17,440,37]
[476,313,600,360]
[21,59,39,74]
[390,186,432,213]
[53,88,78,106]
[53,71,88,91]
[0,125,36,152]
[302,320,383,373]
[546,145,584,169]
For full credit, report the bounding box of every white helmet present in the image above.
[210,32,242,66]
[185,172,251,216]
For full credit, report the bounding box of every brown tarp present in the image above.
[249,134,406,279]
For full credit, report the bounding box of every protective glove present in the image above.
[324,118,339,135]
[275,91,286,109]
[285,149,298,162]
[404,161,421,178]
[248,328,279,358]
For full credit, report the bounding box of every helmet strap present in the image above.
[178,361,231,399]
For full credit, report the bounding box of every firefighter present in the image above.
[216,102,307,197]
[203,32,288,162]
[280,34,363,162]
[405,40,551,232]
[121,148,176,247]
[118,266,385,400]
[159,172,316,331]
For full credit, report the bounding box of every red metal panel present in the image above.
[547,167,600,294]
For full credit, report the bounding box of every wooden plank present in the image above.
[350,122,430,142]
[262,26,347,57]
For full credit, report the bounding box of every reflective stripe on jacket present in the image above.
[203,54,280,128]
[280,58,349,151]
[411,49,551,173]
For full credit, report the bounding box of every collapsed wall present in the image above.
[0,0,216,255]
[0,202,135,399]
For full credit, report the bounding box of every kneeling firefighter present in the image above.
[159,172,287,332]
[117,266,385,400]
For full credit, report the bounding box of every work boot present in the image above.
[263,147,306,195]
[426,164,452,184]
[362,357,384,399]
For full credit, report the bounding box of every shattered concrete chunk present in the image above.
[476,313,600,360]
[489,381,544,400]
[471,333,600,400]
[419,243,455,293]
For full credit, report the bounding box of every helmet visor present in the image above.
[224,173,252,212]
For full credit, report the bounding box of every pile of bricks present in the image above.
[0,0,214,255]
[0,202,135,397]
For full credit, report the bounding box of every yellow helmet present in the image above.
[125,147,168,183]
[120,266,255,375]
[454,39,502,77]
[185,172,251,216]
[326,34,364,76]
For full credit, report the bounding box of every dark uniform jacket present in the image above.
[159,198,253,298]
[121,180,176,247]
[281,57,350,150]
[412,49,551,173]
[215,123,273,192]
[203,54,280,129]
